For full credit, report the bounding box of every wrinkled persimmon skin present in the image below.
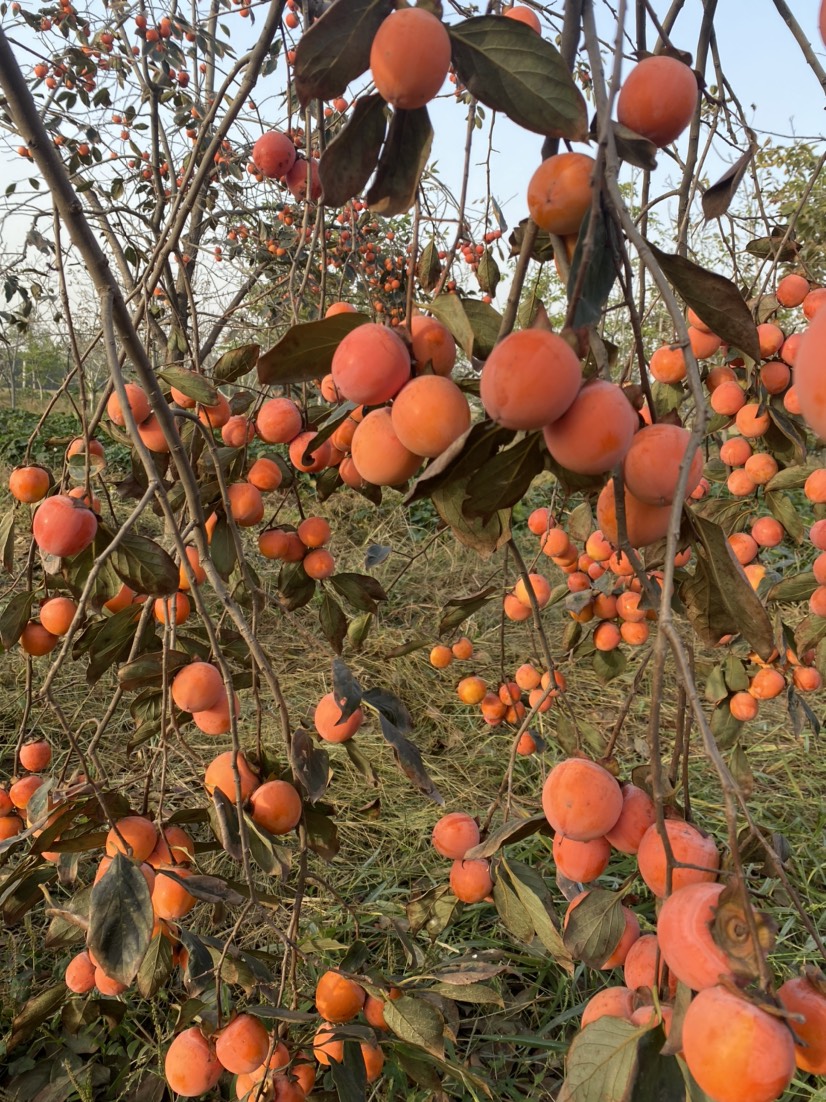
[656,881,734,991]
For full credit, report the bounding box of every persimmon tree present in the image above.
[1,1,826,1101]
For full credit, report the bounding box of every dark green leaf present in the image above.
[646,243,761,362]
[610,122,658,170]
[0,589,35,650]
[319,592,348,655]
[343,740,379,786]
[107,530,179,595]
[0,509,15,573]
[767,570,817,603]
[320,94,387,208]
[417,240,442,292]
[702,143,756,221]
[137,933,173,998]
[498,858,573,971]
[332,656,363,721]
[158,366,218,406]
[592,648,628,685]
[278,561,316,611]
[465,813,550,860]
[378,713,443,803]
[421,293,503,360]
[330,572,387,614]
[366,106,433,217]
[384,994,445,1058]
[304,805,340,861]
[407,882,461,939]
[476,248,500,295]
[88,852,154,985]
[212,343,260,384]
[362,687,412,732]
[330,1040,368,1102]
[568,202,621,328]
[464,433,545,519]
[431,477,511,558]
[765,490,805,543]
[294,0,394,106]
[6,985,66,1052]
[765,405,807,466]
[562,888,625,968]
[257,314,370,387]
[438,586,498,636]
[449,16,588,139]
[290,727,329,803]
[710,699,743,750]
[406,421,514,504]
[244,812,292,878]
[765,465,811,492]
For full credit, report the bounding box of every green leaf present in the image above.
[438,586,498,636]
[417,240,442,292]
[384,994,445,1058]
[304,806,340,862]
[562,889,625,969]
[449,16,588,139]
[430,981,503,1005]
[765,464,811,492]
[243,813,292,878]
[212,343,260,384]
[137,933,174,998]
[681,513,775,659]
[431,477,511,558]
[592,648,628,685]
[209,514,237,581]
[464,433,546,520]
[0,508,15,573]
[366,106,433,217]
[710,699,743,750]
[88,852,154,985]
[568,202,622,328]
[405,421,514,505]
[767,570,817,603]
[158,366,218,406]
[498,858,574,971]
[290,727,330,803]
[6,985,66,1052]
[319,592,348,654]
[0,589,35,651]
[329,572,387,614]
[107,529,179,595]
[465,813,551,860]
[320,94,387,208]
[562,1017,645,1102]
[330,1040,368,1102]
[765,489,805,543]
[646,243,761,363]
[476,248,500,295]
[378,713,443,803]
[257,314,370,386]
[294,0,394,106]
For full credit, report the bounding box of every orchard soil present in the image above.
[0,462,825,1100]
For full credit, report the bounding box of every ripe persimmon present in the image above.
[526,152,596,235]
[227,482,264,527]
[649,345,686,383]
[19,621,59,656]
[32,495,97,558]
[617,56,698,146]
[596,479,671,549]
[432,812,480,859]
[542,758,623,841]
[776,273,810,308]
[204,750,260,802]
[656,881,734,991]
[481,329,581,431]
[450,857,493,903]
[457,675,487,704]
[65,949,96,994]
[542,380,638,475]
[38,596,77,636]
[0,814,22,840]
[504,4,541,32]
[513,573,551,609]
[682,986,795,1102]
[580,985,635,1027]
[369,7,451,110]
[9,774,43,810]
[252,130,297,178]
[350,408,422,486]
[9,465,50,503]
[215,1013,270,1074]
[410,314,456,376]
[622,424,703,506]
[391,375,471,458]
[153,592,191,626]
[636,819,720,897]
[192,690,240,735]
[303,548,335,579]
[164,1026,223,1097]
[314,692,363,742]
[794,306,826,439]
[315,970,366,1023]
[106,382,150,427]
[249,779,302,835]
[257,397,302,444]
[247,456,283,492]
[778,974,826,1074]
[605,783,656,854]
[297,516,331,548]
[105,815,159,862]
[172,662,224,713]
[331,323,410,405]
[152,867,197,920]
[553,833,611,882]
[147,825,194,867]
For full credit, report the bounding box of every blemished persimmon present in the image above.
[480,329,581,430]
[432,812,480,859]
[65,949,96,994]
[105,815,158,862]
[164,1026,224,1097]
[247,456,283,492]
[656,881,734,991]
[152,867,197,920]
[106,382,150,427]
[192,690,240,735]
[622,424,703,506]
[297,516,331,548]
[526,152,595,235]
[778,974,826,1074]
[38,596,77,637]
[314,692,363,742]
[331,323,410,405]
[596,479,672,549]
[542,380,638,475]
[580,985,635,1028]
[553,833,611,882]
[604,783,656,854]
[369,8,451,110]
[250,779,302,835]
[504,4,541,32]
[171,661,224,713]
[204,750,260,802]
[793,665,823,692]
[19,621,59,656]
[252,130,296,178]
[542,758,623,841]
[32,495,97,558]
[256,397,302,444]
[315,970,366,1023]
[450,858,493,903]
[636,819,720,897]
[794,305,826,439]
[9,465,50,503]
[617,55,697,146]
[649,345,686,383]
[391,375,471,458]
[9,774,43,810]
[215,1013,270,1074]
[410,314,456,376]
[350,408,423,486]
[682,985,795,1102]
[147,825,194,867]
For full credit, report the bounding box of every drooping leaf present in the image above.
[304,805,340,862]
[702,143,756,221]
[88,852,154,985]
[646,243,761,363]
[438,586,498,636]
[745,230,799,264]
[244,813,292,878]
[568,202,621,328]
[417,239,443,292]
[366,106,433,216]
[294,0,393,106]
[431,477,511,558]
[378,713,443,804]
[0,589,35,651]
[6,985,66,1052]
[361,687,412,732]
[330,572,387,613]
[463,433,546,519]
[257,314,370,387]
[137,933,174,998]
[210,513,237,581]
[290,727,330,803]
[767,570,817,603]
[562,888,625,968]
[320,94,387,208]
[278,561,317,612]
[106,530,179,595]
[424,293,503,360]
[681,513,774,659]
[476,248,500,296]
[710,699,743,751]
[592,648,628,685]
[766,404,807,466]
[406,421,515,504]
[384,994,445,1058]
[765,489,805,543]
[211,343,260,384]
[562,1017,645,1102]
[332,657,363,721]
[158,366,218,406]
[407,882,461,940]
[497,858,573,971]
[610,121,658,170]
[330,1040,368,1102]
[464,813,550,859]
[449,16,588,139]
[509,217,555,263]
[319,592,348,654]
[0,509,15,573]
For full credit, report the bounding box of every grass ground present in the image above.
[0,458,824,1101]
